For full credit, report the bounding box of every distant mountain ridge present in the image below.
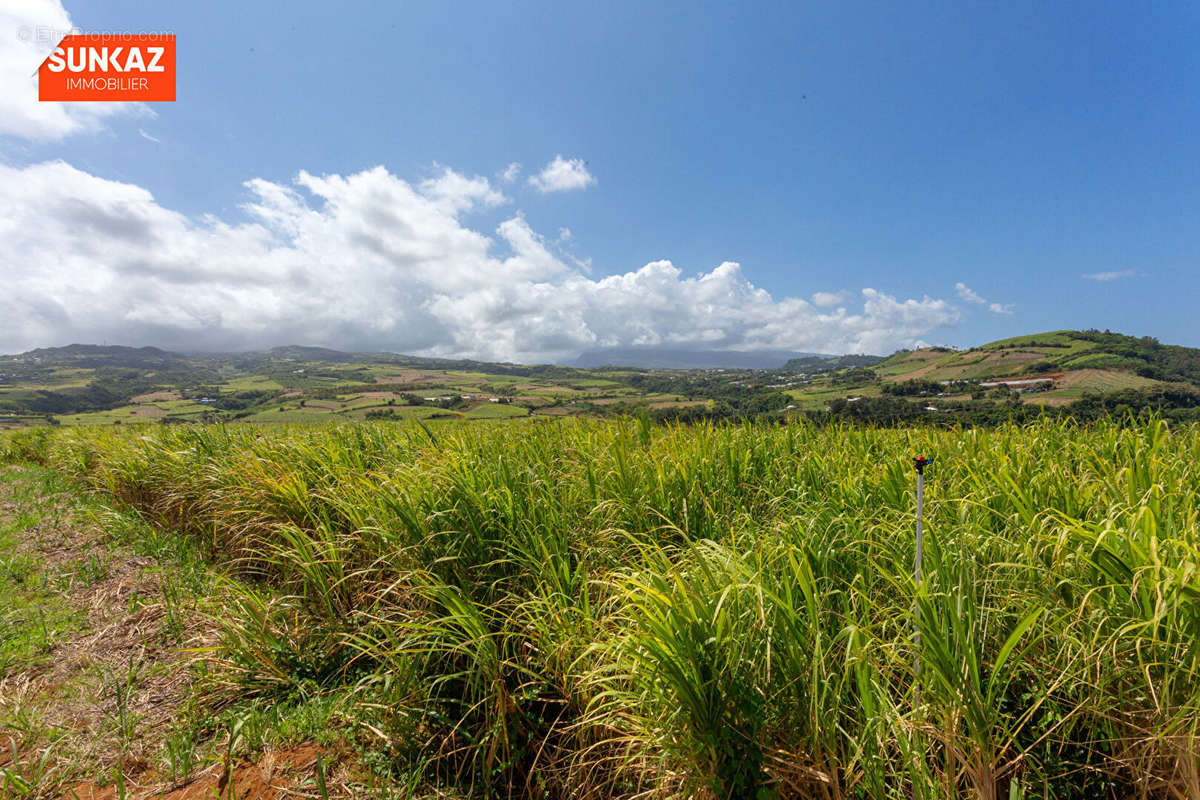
[264,345,362,363]
[571,347,835,370]
[8,330,1200,383]
[4,330,1200,428]
[22,344,172,357]
[16,344,185,369]
[1,344,612,387]
[782,354,885,373]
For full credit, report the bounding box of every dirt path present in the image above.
[0,466,337,800]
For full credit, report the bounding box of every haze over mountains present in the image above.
[571,347,835,370]
[8,329,1200,377]
[11,343,849,371]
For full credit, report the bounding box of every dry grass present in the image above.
[0,471,208,794]
[0,469,359,799]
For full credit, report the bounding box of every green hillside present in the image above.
[868,329,1200,402]
[0,344,785,427]
[776,329,1200,423]
[4,331,1200,429]
[879,329,1200,381]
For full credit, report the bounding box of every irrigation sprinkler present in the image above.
[912,455,933,683]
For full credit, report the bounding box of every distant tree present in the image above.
[830,367,878,386]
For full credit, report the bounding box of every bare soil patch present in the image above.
[372,370,430,385]
[515,384,577,393]
[130,392,181,404]
[1054,368,1154,390]
[900,349,1046,381]
[64,744,328,800]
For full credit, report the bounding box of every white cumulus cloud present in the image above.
[499,162,521,183]
[955,282,986,305]
[0,0,146,141]
[528,155,595,194]
[418,166,508,213]
[955,282,1013,316]
[0,160,963,361]
[811,291,849,307]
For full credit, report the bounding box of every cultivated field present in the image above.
[1,418,1198,799]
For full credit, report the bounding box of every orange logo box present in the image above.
[39,34,175,101]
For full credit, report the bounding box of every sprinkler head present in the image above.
[913,455,934,473]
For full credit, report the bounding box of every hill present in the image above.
[1,343,797,427]
[869,329,1200,403]
[782,353,884,373]
[769,329,1200,424]
[18,343,187,368]
[3,330,1200,428]
[571,346,830,369]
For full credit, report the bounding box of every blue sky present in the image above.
[2,0,1198,360]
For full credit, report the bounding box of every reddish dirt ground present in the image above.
[64,744,324,800]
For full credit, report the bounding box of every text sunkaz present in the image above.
[45,46,166,73]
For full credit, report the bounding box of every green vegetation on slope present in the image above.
[1,344,791,426]
[876,329,1200,386]
[6,330,1200,430]
[3,418,1198,799]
